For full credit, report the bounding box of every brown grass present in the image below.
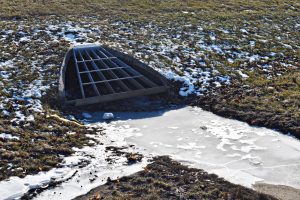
[1,0,299,22]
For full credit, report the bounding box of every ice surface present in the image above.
[89,106,300,190]
[2,106,300,199]
[0,123,147,200]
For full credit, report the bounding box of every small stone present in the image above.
[102,113,114,120]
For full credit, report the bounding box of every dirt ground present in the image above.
[74,156,277,200]
[254,183,300,200]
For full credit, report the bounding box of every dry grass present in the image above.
[1,0,299,22]
[0,110,94,181]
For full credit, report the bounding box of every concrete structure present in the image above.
[59,44,169,106]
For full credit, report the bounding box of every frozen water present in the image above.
[0,124,147,200]
[89,106,300,189]
[2,106,300,200]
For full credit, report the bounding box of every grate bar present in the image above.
[98,47,158,88]
[95,49,109,59]
[73,50,86,98]
[62,45,169,104]
[78,51,101,96]
[123,65,158,87]
[135,76,156,88]
[82,75,143,85]
[90,50,131,92]
[84,50,116,94]
[79,66,130,74]
[97,47,144,89]
[77,57,117,63]
[104,58,144,89]
[113,57,158,87]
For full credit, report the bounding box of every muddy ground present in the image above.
[74,156,277,200]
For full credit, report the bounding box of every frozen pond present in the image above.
[91,106,300,189]
[2,106,300,200]
[0,124,148,200]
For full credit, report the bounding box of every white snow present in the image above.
[64,33,76,41]
[240,29,248,33]
[26,115,35,122]
[19,37,31,43]
[249,55,260,62]
[227,58,234,63]
[209,34,216,41]
[0,133,20,140]
[0,123,147,200]
[0,60,13,69]
[2,110,10,116]
[162,69,225,97]
[238,70,249,78]
[249,41,255,47]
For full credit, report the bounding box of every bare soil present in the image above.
[74,156,277,200]
[254,183,300,200]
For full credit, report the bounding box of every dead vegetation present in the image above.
[0,110,94,181]
[1,0,299,22]
[74,156,277,200]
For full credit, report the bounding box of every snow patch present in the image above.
[0,133,20,140]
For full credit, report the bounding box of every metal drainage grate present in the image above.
[59,44,169,106]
